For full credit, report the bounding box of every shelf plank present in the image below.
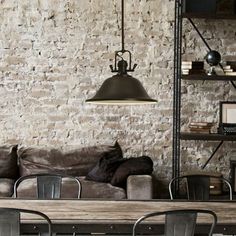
[182,13,236,20]
[180,132,236,141]
[182,74,236,81]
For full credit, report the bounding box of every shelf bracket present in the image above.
[188,18,236,90]
[230,81,236,89]
[201,141,224,169]
[187,18,211,51]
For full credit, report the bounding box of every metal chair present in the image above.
[169,174,233,200]
[13,173,82,199]
[132,209,217,236]
[0,207,52,236]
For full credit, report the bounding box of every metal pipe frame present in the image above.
[20,222,236,235]
[172,0,182,196]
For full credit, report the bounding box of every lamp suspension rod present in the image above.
[121,0,125,52]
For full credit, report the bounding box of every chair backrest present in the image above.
[0,207,52,236]
[14,173,82,199]
[132,209,217,236]
[169,175,233,200]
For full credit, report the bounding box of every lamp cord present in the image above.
[121,0,125,52]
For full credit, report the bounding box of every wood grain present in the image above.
[0,199,235,224]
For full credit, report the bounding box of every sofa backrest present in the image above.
[18,143,122,177]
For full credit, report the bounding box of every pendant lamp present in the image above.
[86,0,157,105]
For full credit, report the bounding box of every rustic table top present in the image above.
[0,199,235,224]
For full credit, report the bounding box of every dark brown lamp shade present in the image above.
[86,74,157,105]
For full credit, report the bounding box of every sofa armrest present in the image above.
[126,175,153,200]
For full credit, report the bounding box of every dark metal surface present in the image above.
[14,173,82,199]
[182,12,236,19]
[86,0,157,104]
[180,132,236,141]
[0,208,52,236]
[173,0,236,193]
[20,222,236,235]
[132,209,216,236]
[172,0,182,197]
[182,74,236,80]
[188,18,211,51]
[202,141,224,169]
[169,175,233,200]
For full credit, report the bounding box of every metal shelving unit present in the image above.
[172,0,236,196]
[182,75,236,81]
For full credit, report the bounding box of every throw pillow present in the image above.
[110,156,153,187]
[0,145,18,179]
[86,142,124,182]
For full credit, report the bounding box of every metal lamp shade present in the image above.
[86,74,157,105]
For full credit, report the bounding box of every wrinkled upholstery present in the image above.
[18,144,121,176]
[127,175,153,199]
[86,142,124,182]
[0,178,15,197]
[16,177,126,199]
[0,143,153,199]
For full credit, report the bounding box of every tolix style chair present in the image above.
[0,207,52,236]
[132,209,217,236]
[13,173,82,199]
[169,174,233,200]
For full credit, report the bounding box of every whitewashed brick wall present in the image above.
[0,0,235,197]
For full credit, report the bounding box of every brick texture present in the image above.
[0,0,235,197]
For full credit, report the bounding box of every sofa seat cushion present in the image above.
[16,176,126,199]
[0,178,15,197]
[79,177,126,199]
[18,142,122,177]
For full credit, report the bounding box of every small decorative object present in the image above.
[218,101,236,135]
[205,50,221,76]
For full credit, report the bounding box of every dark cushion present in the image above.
[86,142,124,182]
[18,142,122,177]
[0,145,18,179]
[110,156,153,186]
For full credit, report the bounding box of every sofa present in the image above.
[0,143,153,199]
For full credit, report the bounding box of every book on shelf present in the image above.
[189,129,211,134]
[226,61,236,71]
[182,61,205,75]
[189,122,213,127]
[225,72,236,76]
[189,69,206,75]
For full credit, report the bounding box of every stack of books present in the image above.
[224,61,236,76]
[182,61,205,75]
[189,122,214,133]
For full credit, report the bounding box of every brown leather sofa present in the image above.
[0,144,153,199]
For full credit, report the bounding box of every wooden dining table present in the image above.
[0,199,235,235]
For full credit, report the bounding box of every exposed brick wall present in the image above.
[0,0,235,197]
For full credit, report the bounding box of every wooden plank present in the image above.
[0,199,235,224]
